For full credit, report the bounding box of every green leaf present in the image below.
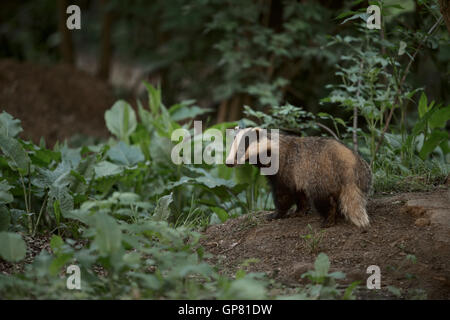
[53,200,62,225]
[153,193,173,221]
[49,252,72,276]
[223,278,267,300]
[429,105,450,129]
[314,253,330,278]
[211,207,229,222]
[0,232,27,262]
[105,100,137,143]
[144,82,162,116]
[398,41,407,56]
[31,148,61,167]
[69,155,96,194]
[335,10,356,20]
[48,185,73,219]
[0,180,14,204]
[94,161,123,178]
[341,12,367,25]
[419,130,448,160]
[343,281,360,300]
[0,112,23,138]
[50,235,64,253]
[0,205,11,231]
[94,212,122,255]
[107,141,145,166]
[418,93,428,118]
[387,285,402,297]
[170,105,212,122]
[0,135,30,175]
[33,161,72,189]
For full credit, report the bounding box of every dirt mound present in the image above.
[202,187,450,299]
[0,59,115,146]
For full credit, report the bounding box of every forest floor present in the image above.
[202,186,450,299]
[0,59,114,146]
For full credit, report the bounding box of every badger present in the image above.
[225,127,372,228]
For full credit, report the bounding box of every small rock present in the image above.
[415,218,430,227]
[400,205,427,217]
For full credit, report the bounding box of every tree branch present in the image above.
[371,16,443,166]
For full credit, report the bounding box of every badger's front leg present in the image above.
[266,190,295,220]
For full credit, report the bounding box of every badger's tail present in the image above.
[339,184,370,228]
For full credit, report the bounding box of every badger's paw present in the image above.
[266,211,287,221]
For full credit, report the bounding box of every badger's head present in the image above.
[225,127,279,175]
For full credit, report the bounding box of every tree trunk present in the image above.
[439,0,450,35]
[216,94,248,123]
[57,0,75,65]
[97,0,114,81]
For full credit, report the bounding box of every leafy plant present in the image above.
[291,253,359,300]
[301,224,326,254]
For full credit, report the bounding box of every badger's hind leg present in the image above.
[313,195,338,228]
[295,191,310,215]
[267,189,295,220]
[338,184,370,228]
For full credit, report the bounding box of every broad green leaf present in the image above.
[153,193,173,221]
[94,212,122,255]
[209,213,222,225]
[94,161,123,178]
[0,232,27,262]
[0,180,13,204]
[48,185,74,219]
[107,141,145,166]
[110,192,141,205]
[224,278,266,300]
[0,112,23,138]
[0,135,30,175]
[429,105,450,129]
[211,207,229,222]
[30,148,61,167]
[419,130,448,160]
[132,273,162,290]
[105,100,137,142]
[69,155,96,194]
[33,161,72,189]
[50,235,64,253]
[60,144,81,167]
[49,252,73,276]
[314,253,330,278]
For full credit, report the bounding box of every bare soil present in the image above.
[0,59,115,146]
[202,187,450,299]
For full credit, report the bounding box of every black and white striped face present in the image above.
[225,127,279,175]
